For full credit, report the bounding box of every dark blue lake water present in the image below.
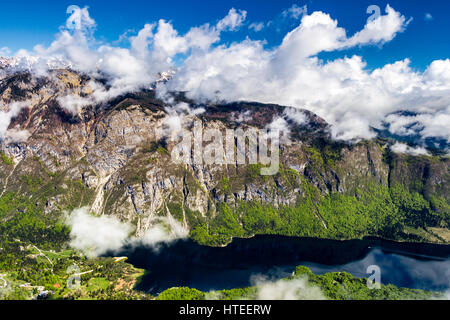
[116,236,450,295]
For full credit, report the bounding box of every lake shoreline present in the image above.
[113,234,450,294]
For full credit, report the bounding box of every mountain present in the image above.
[0,68,449,248]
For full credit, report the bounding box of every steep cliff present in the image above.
[0,70,449,246]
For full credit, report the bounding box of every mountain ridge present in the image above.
[0,69,448,247]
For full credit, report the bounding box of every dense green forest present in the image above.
[190,179,448,246]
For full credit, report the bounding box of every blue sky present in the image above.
[0,0,448,71]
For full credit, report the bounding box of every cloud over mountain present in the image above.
[66,207,188,257]
[1,4,449,150]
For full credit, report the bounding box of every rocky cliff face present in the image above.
[0,70,449,243]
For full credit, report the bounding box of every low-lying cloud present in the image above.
[391,142,430,156]
[0,100,32,141]
[66,208,133,257]
[252,275,326,300]
[66,207,188,257]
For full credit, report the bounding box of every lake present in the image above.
[115,235,450,295]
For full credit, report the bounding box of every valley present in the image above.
[0,69,448,300]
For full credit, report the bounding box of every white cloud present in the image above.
[217,8,247,31]
[185,24,220,50]
[152,20,189,64]
[249,22,265,32]
[347,5,410,46]
[253,275,326,300]
[266,117,290,142]
[282,4,308,20]
[161,101,206,139]
[3,127,31,144]
[391,142,430,156]
[129,23,155,58]
[284,108,308,126]
[164,6,450,147]
[4,6,252,116]
[0,101,31,140]
[65,207,188,257]
[57,94,92,115]
[66,207,133,257]
[276,4,408,59]
[0,47,11,56]
[385,106,450,143]
[66,5,96,31]
[425,13,433,21]
[136,215,189,251]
